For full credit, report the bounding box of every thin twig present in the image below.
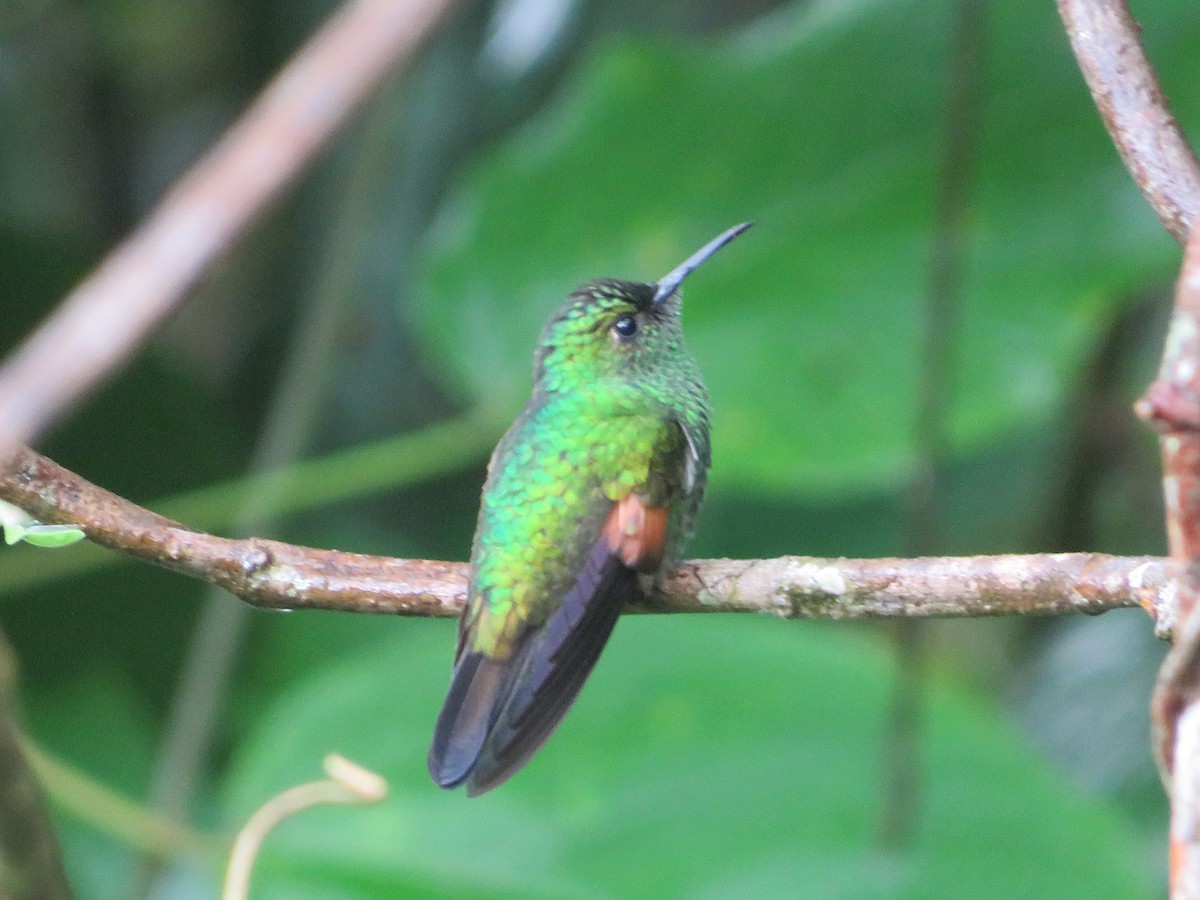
[1057,0,1200,244]
[0,445,1177,624]
[0,0,459,460]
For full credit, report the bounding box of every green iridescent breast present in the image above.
[463,383,704,657]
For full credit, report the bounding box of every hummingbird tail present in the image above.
[464,535,637,796]
[427,651,509,789]
[430,498,667,795]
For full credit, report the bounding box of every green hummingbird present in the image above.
[428,222,752,796]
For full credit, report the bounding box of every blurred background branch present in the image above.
[220,755,386,900]
[19,737,217,865]
[883,0,986,849]
[0,0,458,459]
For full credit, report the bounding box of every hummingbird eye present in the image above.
[611,314,639,340]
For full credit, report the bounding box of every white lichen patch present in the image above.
[1065,585,1090,610]
[695,584,722,608]
[1167,315,1199,364]
[784,560,850,618]
[735,558,854,618]
[983,555,1033,590]
[1157,577,1179,640]
[1177,355,1197,384]
[805,564,847,597]
[1127,560,1155,591]
[265,564,315,599]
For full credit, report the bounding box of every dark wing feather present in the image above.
[429,493,671,795]
[464,534,636,796]
[427,650,512,789]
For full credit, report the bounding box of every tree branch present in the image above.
[1140,213,1200,897]
[1058,2,1200,895]
[0,0,459,459]
[0,444,1176,625]
[1057,0,1200,244]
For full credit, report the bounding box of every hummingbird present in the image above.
[428,222,752,796]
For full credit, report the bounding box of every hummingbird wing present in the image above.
[428,495,666,795]
[428,409,703,795]
[461,516,640,795]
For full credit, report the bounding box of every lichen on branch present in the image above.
[0,443,1176,627]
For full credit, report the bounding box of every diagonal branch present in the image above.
[0,444,1177,625]
[0,0,459,460]
[1057,0,1200,244]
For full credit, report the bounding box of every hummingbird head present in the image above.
[532,223,752,393]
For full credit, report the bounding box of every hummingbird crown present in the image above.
[532,278,686,394]
[531,223,751,395]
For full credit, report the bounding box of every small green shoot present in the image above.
[0,501,85,548]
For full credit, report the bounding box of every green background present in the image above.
[1,0,1190,896]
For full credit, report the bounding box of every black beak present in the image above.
[652,221,753,306]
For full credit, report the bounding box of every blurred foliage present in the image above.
[0,0,1194,897]
[417,0,1180,498]
[222,619,1149,898]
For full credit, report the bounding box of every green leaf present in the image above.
[0,501,85,547]
[221,619,1152,898]
[415,0,1192,499]
[18,525,87,548]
